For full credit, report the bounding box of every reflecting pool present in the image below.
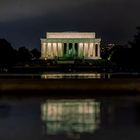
[0,96,140,140]
[0,72,140,79]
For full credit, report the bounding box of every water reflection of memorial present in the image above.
[41,99,100,135]
[41,73,105,79]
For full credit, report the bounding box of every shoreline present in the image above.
[0,78,139,93]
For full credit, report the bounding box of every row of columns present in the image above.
[41,43,63,59]
[78,43,100,58]
[41,42,100,59]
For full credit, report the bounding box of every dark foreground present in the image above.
[0,78,140,140]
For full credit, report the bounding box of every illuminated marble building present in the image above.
[41,32,101,60]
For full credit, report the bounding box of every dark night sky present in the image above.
[0,0,140,49]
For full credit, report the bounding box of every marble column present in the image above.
[45,43,47,58]
[41,43,46,58]
[78,43,83,57]
[51,43,53,58]
[52,43,58,57]
[56,43,58,57]
[84,43,88,57]
[47,43,52,58]
[83,43,85,57]
[58,43,63,57]
[88,43,93,57]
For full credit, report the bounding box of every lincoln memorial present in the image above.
[41,32,101,60]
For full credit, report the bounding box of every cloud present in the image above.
[0,0,95,22]
[0,0,140,47]
[0,0,140,26]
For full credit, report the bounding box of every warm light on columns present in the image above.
[47,43,52,58]
[92,44,95,57]
[79,43,84,57]
[88,43,94,57]
[52,43,58,57]
[57,43,63,57]
[84,43,88,57]
[41,43,46,58]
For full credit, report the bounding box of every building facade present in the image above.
[41,32,101,60]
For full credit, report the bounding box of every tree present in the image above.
[0,39,15,70]
[109,45,132,69]
[128,27,140,69]
[30,48,40,59]
[129,27,140,50]
[17,46,32,63]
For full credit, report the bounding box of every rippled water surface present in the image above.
[0,72,140,79]
[0,95,140,140]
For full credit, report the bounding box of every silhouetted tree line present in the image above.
[103,27,140,71]
[0,39,40,71]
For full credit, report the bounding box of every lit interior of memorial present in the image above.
[41,32,101,60]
